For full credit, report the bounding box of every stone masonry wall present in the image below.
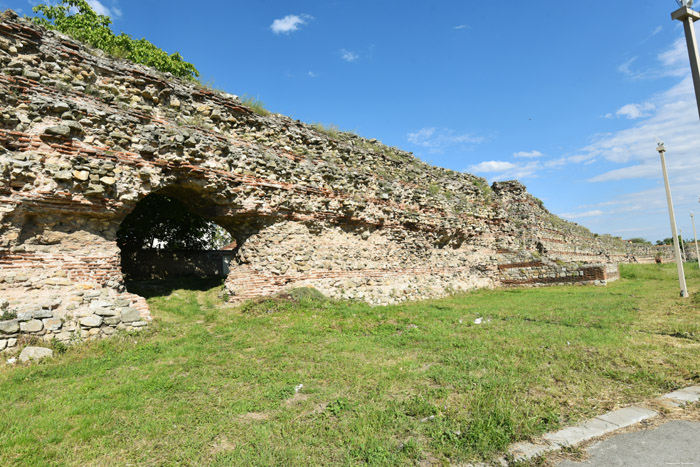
[0,11,677,351]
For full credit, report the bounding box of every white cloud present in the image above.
[560,210,604,219]
[469,161,516,172]
[552,38,700,241]
[341,49,359,62]
[651,25,663,37]
[615,102,655,119]
[86,0,121,18]
[468,160,541,181]
[270,14,312,34]
[658,38,687,70]
[577,77,700,180]
[407,127,485,152]
[513,150,542,158]
[618,39,688,80]
[618,57,637,76]
[307,71,317,78]
[454,24,470,30]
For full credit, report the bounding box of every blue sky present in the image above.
[4,0,700,242]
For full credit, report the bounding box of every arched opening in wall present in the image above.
[116,190,238,294]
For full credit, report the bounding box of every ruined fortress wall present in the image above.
[0,12,675,350]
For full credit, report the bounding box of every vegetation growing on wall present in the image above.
[31,0,199,79]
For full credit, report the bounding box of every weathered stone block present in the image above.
[72,170,89,181]
[20,319,43,333]
[19,346,53,362]
[103,316,121,326]
[79,315,103,328]
[54,331,72,342]
[43,318,62,331]
[120,307,140,323]
[90,300,111,309]
[94,307,118,317]
[16,311,32,322]
[33,309,53,319]
[0,319,19,334]
[44,125,71,137]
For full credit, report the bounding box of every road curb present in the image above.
[504,385,700,464]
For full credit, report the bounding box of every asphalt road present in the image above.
[558,420,700,467]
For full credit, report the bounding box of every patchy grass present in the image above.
[239,95,270,116]
[0,264,698,465]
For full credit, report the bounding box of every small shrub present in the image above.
[1,309,17,320]
[280,286,327,302]
[239,95,270,116]
[32,0,199,79]
[311,122,340,138]
[51,337,68,355]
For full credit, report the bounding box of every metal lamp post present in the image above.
[691,211,700,267]
[673,0,700,119]
[657,143,688,297]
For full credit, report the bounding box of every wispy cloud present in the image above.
[454,24,470,30]
[618,38,688,80]
[513,150,542,158]
[553,37,700,241]
[307,71,318,78]
[470,161,516,172]
[407,127,485,153]
[576,77,700,181]
[605,102,656,120]
[340,49,359,62]
[270,14,313,34]
[560,210,603,219]
[468,160,541,181]
[86,0,121,18]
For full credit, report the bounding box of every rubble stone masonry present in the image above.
[0,11,673,351]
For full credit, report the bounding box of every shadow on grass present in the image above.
[125,277,225,298]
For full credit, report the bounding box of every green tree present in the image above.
[656,236,682,246]
[628,237,651,245]
[32,0,199,79]
[117,194,229,252]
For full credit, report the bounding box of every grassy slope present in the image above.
[0,264,699,465]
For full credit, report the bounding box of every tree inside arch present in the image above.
[117,194,231,252]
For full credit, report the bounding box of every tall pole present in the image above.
[691,211,700,268]
[673,5,700,119]
[657,143,688,297]
[680,228,687,262]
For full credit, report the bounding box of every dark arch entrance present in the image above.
[117,191,237,289]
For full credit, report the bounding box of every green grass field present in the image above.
[1,263,699,465]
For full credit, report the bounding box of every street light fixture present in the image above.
[657,142,688,297]
[672,0,700,119]
[691,211,700,268]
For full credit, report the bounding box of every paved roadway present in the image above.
[558,420,700,467]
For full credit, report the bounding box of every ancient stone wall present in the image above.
[0,11,677,351]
